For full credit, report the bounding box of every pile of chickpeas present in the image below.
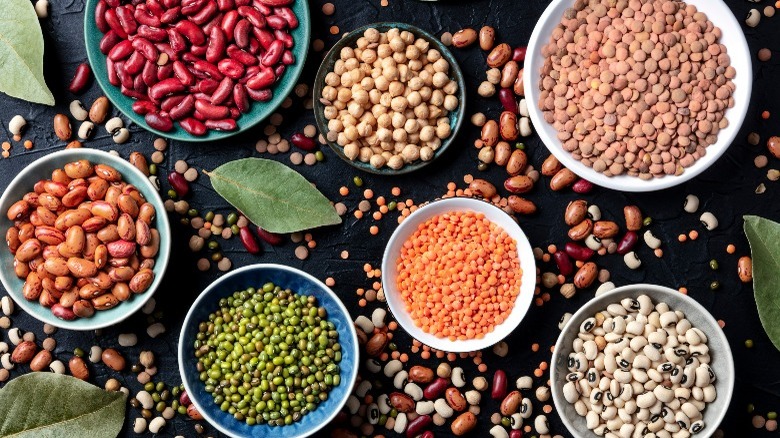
[320,27,460,170]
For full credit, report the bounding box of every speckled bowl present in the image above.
[178,264,359,438]
[313,22,466,175]
[0,149,171,330]
[84,0,311,142]
[551,284,735,437]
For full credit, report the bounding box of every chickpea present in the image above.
[348,102,364,118]
[361,49,377,64]
[427,49,442,63]
[377,113,392,128]
[414,104,430,120]
[408,59,423,71]
[333,100,346,110]
[407,91,422,107]
[322,86,337,101]
[404,118,420,134]
[357,122,373,137]
[352,89,369,105]
[407,132,420,145]
[420,146,434,161]
[406,45,421,60]
[389,81,405,97]
[334,59,346,75]
[325,72,340,87]
[340,47,355,60]
[344,143,360,159]
[392,52,407,65]
[471,112,487,127]
[435,123,451,139]
[400,31,414,44]
[408,77,424,91]
[381,151,393,161]
[419,86,432,101]
[393,142,405,153]
[391,112,406,128]
[349,68,364,84]
[379,93,392,108]
[402,144,421,162]
[359,147,373,162]
[375,76,390,91]
[324,106,338,119]
[364,28,380,42]
[387,155,404,170]
[432,72,449,88]
[370,154,387,169]
[382,66,398,81]
[486,68,501,85]
[477,81,496,97]
[430,89,445,106]
[443,80,458,95]
[327,118,344,133]
[433,58,449,73]
[356,36,369,49]
[369,89,381,104]
[419,70,433,86]
[386,28,400,40]
[429,105,442,119]
[344,125,359,142]
[344,58,359,71]
[427,137,442,150]
[377,127,392,142]
[397,64,409,82]
[371,66,382,78]
[392,128,407,142]
[336,132,347,145]
[342,114,357,127]
[390,96,408,112]
[377,44,392,58]
[444,95,459,112]
[414,38,430,52]
[419,125,436,142]
[340,72,354,88]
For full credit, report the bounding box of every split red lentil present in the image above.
[396,211,522,340]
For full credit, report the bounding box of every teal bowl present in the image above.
[178,263,359,438]
[0,149,171,330]
[84,0,311,142]
[313,22,466,175]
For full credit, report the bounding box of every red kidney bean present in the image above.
[211,77,233,105]
[161,94,187,112]
[203,13,222,35]
[52,304,77,321]
[554,250,574,276]
[134,6,161,27]
[168,171,190,196]
[115,5,138,35]
[260,40,283,66]
[564,242,595,261]
[499,88,516,113]
[512,46,527,62]
[233,18,251,48]
[68,63,92,94]
[197,78,220,94]
[274,29,294,49]
[572,179,594,194]
[274,64,285,78]
[423,377,448,400]
[406,415,432,438]
[157,62,174,81]
[255,226,283,245]
[175,20,206,45]
[246,87,272,101]
[281,50,294,65]
[157,42,176,59]
[124,51,146,75]
[617,231,638,255]
[492,370,507,400]
[237,5,265,27]
[122,85,147,99]
[248,37,261,54]
[149,78,186,100]
[510,431,522,438]
[165,28,186,52]
[145,112,174,131]
[132,100,157,115]
[227,45,258,65]
[132,38,159,61]
[172,61,195,86]
[290,133,316,151]
[133,74,148,94]
[233,84,250,113]
[142,61,158,87]
[256,0,292,5]
[246,66,274,89]
[117,64,134,88]
[108,40,133,60]
[95,0,110,32]
[160,6,181,24]
[106,58,120,86]
[251,0,270,12]
[169,94,196,120]
[194,99,230,119]
[274,7,297,28]
[181,0,207,15]
[191,44,208,57]
[239,227,261,254]
[206,27,227,63]
[218,58,245,78]
[149,0,167,15]
[100,30,122,54]
[217,0,235,11]
[221,10,239,38]
[204,119,237,131]
[180,118,207,135]
[193,60,224,80]
[105,0,119,8]
[137,25,167,42]
[265,14,286,30]
[191,0,218,24]
[250,27,272,50]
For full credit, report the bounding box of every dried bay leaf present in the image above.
[0,373,125,438]
[0,0,55,106]
[744,215,780,352]
[205,158,342,233]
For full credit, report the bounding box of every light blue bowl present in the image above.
[0,149,171,330]
[178,264,359,438]
[84,0,311,142]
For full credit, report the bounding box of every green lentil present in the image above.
[204,211,215,222]
[211,252,223,262]
[745,339,754,348]
[710,280,720,290]
[148,163,157,175]
[180,218,190,226]
[477,162,488,171]
[770,412,778,420]
[387,201,397,211]
[643,217,652,227]
[188,208,199,218]
[167,189,177,199]
[73,348,84,357]
[156,401,166,412]
[501,416,511,427]
[315,151,325,162]
[227,212,239,225]
[353,176,363,187]
[144,382,155,392]
[709,259,719,270]
[231,224,240,235]
[748,403,755,413]
[156,382,165,392]
[194,283,342,427]
[515,142,525,150]
[208,241,220,250]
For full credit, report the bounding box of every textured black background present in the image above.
[0,0,778,436]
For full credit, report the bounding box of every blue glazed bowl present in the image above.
[178,263,359,438]
[0,149,171,330]
[83,0,311,142]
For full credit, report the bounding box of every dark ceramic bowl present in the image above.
[313,22,466,175]
[84,0,311,142]
[178,264,359,438]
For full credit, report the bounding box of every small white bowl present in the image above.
[381,197,536,353]
[524,0,752,192]
[551,284,735,438]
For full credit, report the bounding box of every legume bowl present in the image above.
[0,149,171,331]
[178,263,359,438]
[381,197,536,353]
[551,283,735,437]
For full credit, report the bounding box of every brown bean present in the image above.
[54,114,72,141]
[89,97,111,124]
[624,205,642,231]
[486,43,511,68]
[94,164,121,182]
[30,350,53,372]
[23,272,43,300]
[54,276,73,291]
[738,256,753,283]
[93,293,120,310]
[494,141,511,167]
[7,200,30,221]
[479,26,495,51]
[451,412,477,436]
[408,365,435,384]
[37,193,61,211]
[36,207,57,226]
[504,175,533,194]
[451,28,477,48]
[67,257,98,278]
[69,356,90,380]
[117,213,136,241]
[117,194,140,218]
[44,258,70,277]
[140,229,160,258]
[568,219,593,241]
[500,390,521,416]
[64,160,93,179]
[88,271,113,290]
[64,225,86,255]
[14,259,30,279]
[129,152,150,176]
[506,149,527,176]
[138,203,156,224]
[18,223,35,242]
[500,61,519,89]
[507,196,536,215]
[593,221,619,239]
[87,178,109,201]
[541,154,562,176]
[550,168,576,191]
[445,387,467,411]
[112,282,131,301]
[365,332,389,357]
[565,200,588,226]
[56,208,92,230]
[574,262,598,289]
[109,266,135,283]
[389,392,415,413]
[499,111,518,141]
[481,120,499,147]
[91,201,119,222]
[105,186,122,205]
[469,179,497,198]
[135,220,151,246]
[11,341,37,364]
[513,68,525,95]
[35,226,65,245]
[6,226,21,253]
[16,238,42,262]
[82,216,108,233]
[73,300,95,318]
[59,289,79,308]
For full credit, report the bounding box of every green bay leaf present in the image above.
[205,158,342,233]
[0,0,54,106]
[0,373,125,438]
[744,215,780,352]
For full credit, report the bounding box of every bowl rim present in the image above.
[523,0,753,192]
[83,0,311,142]
[177,262,360,438]
[0,148,172,330]
[380,197,537,352]
[550,283,735,438]
[312,21,466,175]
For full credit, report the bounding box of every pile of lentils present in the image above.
[538,0,736,178]
[194,282,342,426]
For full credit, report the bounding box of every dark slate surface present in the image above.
[0,0,778,436]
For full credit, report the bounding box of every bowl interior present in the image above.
[83,0,311,142]
[551,284,735,437]
[313,22,466,175]
[524,0,752,192]
[0,149,171,330]
[381,197,536,353]
[178,264,359,438]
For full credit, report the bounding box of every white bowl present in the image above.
[381,197,536,352]
[551,284,735,438]
[524,0,752,192]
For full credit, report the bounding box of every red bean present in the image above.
[499,88,516,113]
[281,50,294,65]
[137,25,167,42]
[423,377,448,400]
[149,78,186,100]
[108,40,133,61]
[169,94,196,120]
[193,60,224,80]
[68,63,92,94]
[132,38,159,61]
[256,0,292,5]
[406,415,432,438]
[233,19,251,48]
[142,61,158,87]
[274,29,293,48]
[172,61,196,86]
[237,5,265,28]
[181,0,206,15]
[260,40,284,66]
[161,94,187,112]
[100,30,122,54]
[217,0,235,11]
[617,231,638,255]
[197,78,220,94]
[256,226,283,245]
[180,118,207,135]
[554,250,574,276]
[251,0,271,13]
[160,7,182,24]
[512,46,527,62]
[157,62,175,82]
[227,45,258,65]
[168,171,190,196]
[206,27,227,63]
[52,304,77,320]
[217,58,245,79]
[122,51,144,75]
[191,44,208,58]
[239,227,261,254]
[253,27,274,49]
[233,84,250,113]
[175,20,206,45]
[145,112,174,132]
[132,100,158,115]
[115,5,138,35]
[117,63,134,88]
[290,133,316,151]
[265,14,286,30]
[179,390,192,406]
[246,66,275,89]
[246,87,272,101]
[194,99,229,119]
[149,0,167,15]
[95,1,110,32]
[134,6,162,27]
[492,370,507,400]
[273,63,285,78]
[572,179,594,194]
[122,85,146,100]
[190,0,218,24]
[204,119,237,131]
[564,242,594,261]
[221,10,240,37]
[274,7,297,28]
[211,77,234,105]
[510,431,523,438]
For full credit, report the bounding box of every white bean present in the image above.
[451,366,466,387]
[0,296,13,316]
[8,115,26,135]
[49,360,65,374]
[69,101,88,120]
[383,359,402,377]
[643,230,662,249]
[365,358,381,374]
[34,0,48,18]
[133,418,147,434]
[416,400,434,415]
[118,333,137,347]
[355,380,372,397]
[371,308,386,328]
[345,395,360,414]
[490,425,509,438]
[89,346,103,363]
[519,117,532,137]
[699,212,718,231]
[8,328,22,345]
[77,121,95,139]
[105,117,124,134]
[516,375,533,390]
[112,128,130,144]
[354,315,373,333]
[404,382,423,401]
[683,194,699,213]
[533,414,549,434]
[434,398,453,418]
[366,403,379,424]
[393,370,408,389]
[393,413,407,434]
[146,323,165,338]
[148,417,165,434]
[136,391,154,409]
[1,353,14,370]
[624,251,642,269]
